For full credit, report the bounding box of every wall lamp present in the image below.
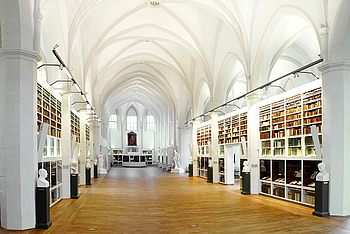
[184,58,323,125]
[294,71,320,80]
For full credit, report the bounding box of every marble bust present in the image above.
[242,160,250,173]
[86,159,91,169]
[37,168,49,188]
[316,162,329,181]
[71,160,78,174]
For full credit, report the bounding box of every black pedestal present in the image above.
[188,164,193,177]
[207,167,213,183]
[70,173,79,199]
[313,181,330,217]
[94,165,98,178]
[35,187,52,229]
[241,172,251,195]
[85,168,91,185]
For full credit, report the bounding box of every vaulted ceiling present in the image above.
[39,0,327,124]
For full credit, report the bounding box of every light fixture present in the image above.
[184,58,323,125]
[147,0,161,8]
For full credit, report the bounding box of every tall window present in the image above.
[127,108,137,130]
[109,114,118,129]
[146,115,155,130]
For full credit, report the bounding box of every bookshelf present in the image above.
[70,111,80,143]
[258,81,323,207]
[37,83,62,138]
[196,124,212,146]
[217,111,248,145]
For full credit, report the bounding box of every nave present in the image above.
[1,167,348,234]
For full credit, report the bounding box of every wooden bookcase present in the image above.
[217,110,248,145]
[37,83,62,138]
[70,111,80,143]
[258,81,322,207]
[196,124,212,146]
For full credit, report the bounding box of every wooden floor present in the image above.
[1,166,350,234]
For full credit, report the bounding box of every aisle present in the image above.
[1,166,348,233]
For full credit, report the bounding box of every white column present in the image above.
[92,120,101,176]
[79,121,87,185]
[319,61,350,216]
[247,94,261,194]
[211,112,219,183]
[0,49,40,229]
[191,119,200,176]
[61,95,71,198]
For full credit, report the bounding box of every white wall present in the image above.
[109,129,122,148]
[143,131,155,149]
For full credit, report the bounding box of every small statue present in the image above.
[242,160,250,173]
[316,162,329,181]
[37,168,49,188]
[94,159,98,166]
[98,154,107,174]
[71,160,78,174]
[172,150,181,169]
[86,159,91,169]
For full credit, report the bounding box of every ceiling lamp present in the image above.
[147,0,161,8]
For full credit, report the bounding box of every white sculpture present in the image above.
[98,154,107,174]
[94,159,98,165]
[316,162,329,181]
[172,150,181,169]
[71,160,78,174]
[242,160,250,173]
[37,168,49,188]
[171,149,184,173]
[86,159,91,169]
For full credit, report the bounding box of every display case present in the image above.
[113,149,123,165]
[142,149,153,165]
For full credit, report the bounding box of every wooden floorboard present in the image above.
[1,166,349,233]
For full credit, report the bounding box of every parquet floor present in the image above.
[1,166,350,233]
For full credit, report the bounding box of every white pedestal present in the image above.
[171,167,185,174]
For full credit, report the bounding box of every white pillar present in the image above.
[0,49,40,229]
[319,61,350,216]
[191,120,200,176]
[79,121,87,185]
[92,120,101,176]
[211,112,219,183]
[61,95,71,198]
[247,94,261,194]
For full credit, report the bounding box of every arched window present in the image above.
[109,114,118,129]
[127,108,137,130]
[146,115,155,130]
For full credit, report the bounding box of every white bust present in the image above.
[242,160,250,173]
[94,159,98,165]
[71,160,78,174]
[316,162,329,181]
[37,168,49,188]
[86,159,91,169]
